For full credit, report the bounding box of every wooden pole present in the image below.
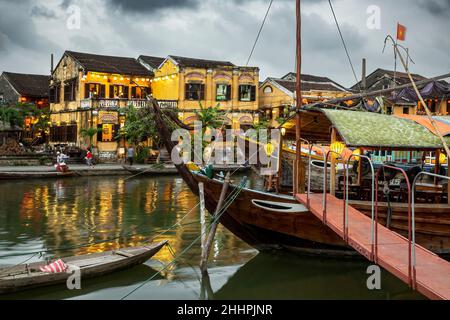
[294,0,305,195]
[435,150,441,185]
[199,182,207,258]
[288,72,450,113]
[200,172,231,274]
[447,156,450,205]
[330,128,337,196]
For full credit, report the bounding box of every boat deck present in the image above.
[296,193,450,300]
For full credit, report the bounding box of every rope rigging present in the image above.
[120,177,248,300]
[327,0,361,92]
[246,0,274,66]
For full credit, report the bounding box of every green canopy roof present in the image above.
[322,109,446,149]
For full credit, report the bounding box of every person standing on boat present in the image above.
[127,146,135,166]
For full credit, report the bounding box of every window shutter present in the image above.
[185,83,190,100]
[226,85,232,101]
[124,86,129,99]
[97,124,103,142]
[250,86,256,101]
[200,84,205,100]
[238,85,243,100]
[85,84,90,99]
[113,124,120,141]
[100,85,106,98]
[109,85,114,99]
[49,87,55,103]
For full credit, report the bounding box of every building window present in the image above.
[185,83,205,101]
[49,84,61,103]
[49,124,77,143]
[263,86,273,94]
[85,83,106,99]
[386,106,393,115]
[64,79,77,102]
[131,86,150,99]
[239,85,256,102]
[216,84,231,101]
[109,85,129,99]
[403,107,410,114]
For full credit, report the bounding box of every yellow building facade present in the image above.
[49,51,152,161]
[259,74,350,123]
[143,55,260,129]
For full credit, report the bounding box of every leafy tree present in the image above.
[118,105,159,154]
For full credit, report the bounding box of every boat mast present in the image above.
[294,0,304,194]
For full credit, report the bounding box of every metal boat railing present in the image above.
[375,165,413,287]
[344,155,375,244]
[323,150,343,224]
[411,172,450,290]
[296,138,313,206]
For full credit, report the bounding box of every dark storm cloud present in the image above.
[30,5,57,19]
[109,0,199,12]
[418,0,450,16]
[0,0,448,85]
[0,0,55,52]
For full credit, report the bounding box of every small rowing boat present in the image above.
[0,171,78,180]
[0,241,167,294]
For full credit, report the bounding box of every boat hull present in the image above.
[0,241,167,294]
[195,174,450,258]
[0,171,77,180]
[194,174,353,256]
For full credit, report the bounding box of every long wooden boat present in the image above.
[194,172,450,258]
[122,164,250,176]
[0,171,78,180]
[0,241,167,294]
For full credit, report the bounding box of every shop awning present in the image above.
[394,114,450,137]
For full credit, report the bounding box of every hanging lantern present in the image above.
[352,148,362,161]
[330,141,345,159]
[281,127,286,136]
[439,153,447,165]
[264,142,275,157]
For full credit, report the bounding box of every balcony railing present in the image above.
[80,98,153,109]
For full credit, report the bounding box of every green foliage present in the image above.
[80,127,101,147]
[194,102,225,130]
[0,103,51,136]
[191,103,226,162]
[119,105,158,147]
[135,146,150,164]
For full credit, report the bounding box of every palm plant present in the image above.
[80,127,101,148]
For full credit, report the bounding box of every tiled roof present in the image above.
[138,55,166,69]
[351,68,427,90]
[2,72,50,98]
[280,72,348,91]
[168,55,235,68]
[65,51,152,76]
[267,77,348,93]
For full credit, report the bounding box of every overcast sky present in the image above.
[0,0,449,87]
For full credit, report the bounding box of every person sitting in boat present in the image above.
[55,152,70,173]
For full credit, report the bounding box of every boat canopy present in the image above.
[284,109,450,150]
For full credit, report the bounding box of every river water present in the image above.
[0,175,423,300]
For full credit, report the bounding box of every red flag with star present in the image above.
[397,23,407,41]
